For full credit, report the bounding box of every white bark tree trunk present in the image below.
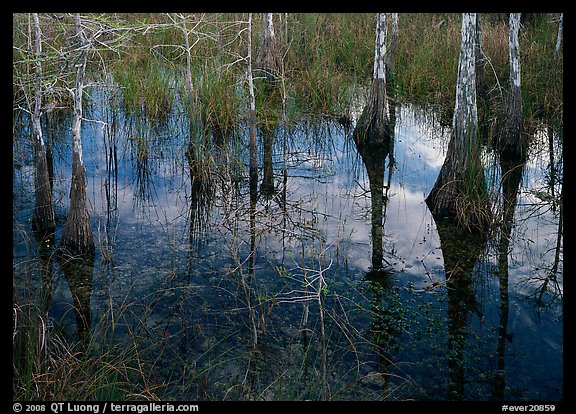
[353,13,393,270]
[500,12,526,161]
[426,13,490,231]
[354,13,389,148]
[373,13,387,82]
[452,13,478,148]
[508,13,522,94]
[71,14,87,169]
[247,14,256,114]
[554,13,563,59]
[172,13,195,111]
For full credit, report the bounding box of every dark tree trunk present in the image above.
[30,13,55,241]
[366,147,386,270]
[425,13,490,232]
[43,112,55,188]
[31,136,56,240]
[493,157,525,399]
[499,13,527,162]
[61,256,94,348]
[59,14,95,259]
[260,124,275,197]
[433,217,486,400]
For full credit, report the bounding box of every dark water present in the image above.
[12,92,563,401]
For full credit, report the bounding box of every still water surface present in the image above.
[13,96,562,401]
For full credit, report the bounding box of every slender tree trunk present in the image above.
[425,13,490,232]
[247,12,258,351]
[554,13,563,59]
[500,13,526,161]
[44,112,55,188]
[240,15,260,401]
[386,13,399,109]
[247,14,258,192]
[173,13,203,182]
[59,13,95,259]
[493,158,525,399]
[30,13,55,241]
[386,13,398,80]
[177,13,195,112]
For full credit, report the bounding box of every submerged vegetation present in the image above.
[13,13,562,401]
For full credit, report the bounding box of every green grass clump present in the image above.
[112,58,175,122]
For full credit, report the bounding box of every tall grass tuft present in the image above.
[13,263,160,400]
[112,59,175,123]
[285,13,372,118]
[194,61,242,139]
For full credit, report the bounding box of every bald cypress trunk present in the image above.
[59,14,94,259]
[354,13,393,271]
[354,13,390,151]
[255,13,280,81]
[425,13,490,232]
[499,13,527,162]
[30,13,55,241]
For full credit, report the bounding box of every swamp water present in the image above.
[13,95,563,401]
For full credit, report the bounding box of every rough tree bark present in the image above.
[255,13,280,81]
[59,13,95,259]
[425,13,490,232]
[499,13,527,162]
[354,13,390,150]
[30,13,56,241]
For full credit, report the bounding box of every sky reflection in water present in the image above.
[13,102,562,401]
